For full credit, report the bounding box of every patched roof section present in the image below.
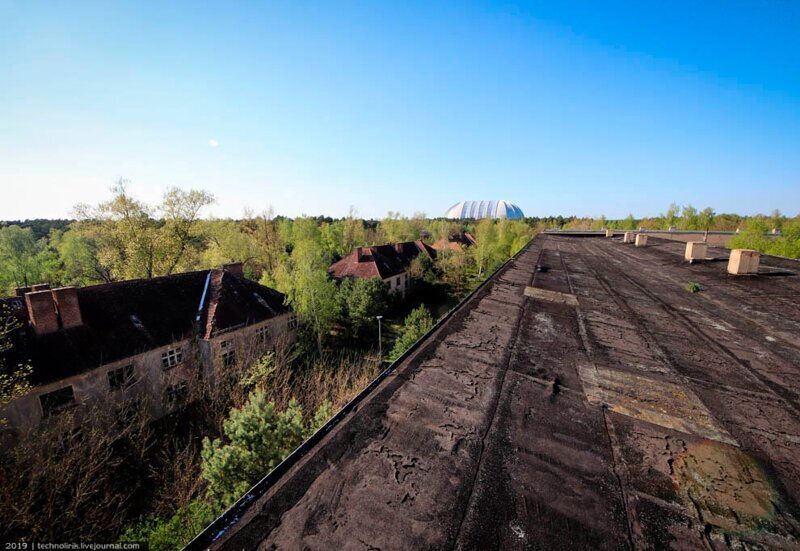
[329,241,436,281]
[2,269,289,386]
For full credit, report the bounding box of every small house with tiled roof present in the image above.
[0,262,297,431]
[432,232,477,252]
[328,241,437,296]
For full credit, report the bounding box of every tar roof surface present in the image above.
[203,234,800,550]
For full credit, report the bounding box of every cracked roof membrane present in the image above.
[197,234,800,550]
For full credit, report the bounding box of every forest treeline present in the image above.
[563,203,800,258]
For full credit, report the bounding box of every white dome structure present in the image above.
[444,200,524,220]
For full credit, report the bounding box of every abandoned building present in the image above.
[191,234,800,550]
[0,262,297,431]
[431,231,477,251]
[328,240,437,295]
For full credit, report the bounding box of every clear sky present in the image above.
[1,0,799,220]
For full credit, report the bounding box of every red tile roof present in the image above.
[329,241,436,281]
[432,232,476,251]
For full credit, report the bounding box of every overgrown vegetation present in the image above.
[0,181,542,549]
[389,306,435,360]
[686,282,701,294]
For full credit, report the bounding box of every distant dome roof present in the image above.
[444,200,524,219]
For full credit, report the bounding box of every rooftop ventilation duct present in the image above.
[728,249,760,275]
[685,242,707,263]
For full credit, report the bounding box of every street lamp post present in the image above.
[376,315,383,360]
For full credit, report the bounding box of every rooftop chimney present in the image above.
[728,249,760,275]
[14,286,31,297]
[52,287,82,329]
[223,262,244,279]
[355,247,364,262]
[25,290,59,335]
[635,234,648,247]
[31,283,50,292]
[395,243,404,254]
[623,232,635,244]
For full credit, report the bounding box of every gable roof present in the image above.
[1,269,289,387]
[329,240,436,281]
[432,232,476,251]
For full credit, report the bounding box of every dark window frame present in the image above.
[108,364,135,390]
[161,347,183,370]
[39,386,76,417]
[255,325,270,344]
[165,381,188,406]
[222,350,237,368]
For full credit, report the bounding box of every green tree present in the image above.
[698,207,716,230]
[274,219,341,353]
[338,278,389,339]
[73,180,213,280]
[664,203,681,228]
[389,305,434,360]
[0,225,40,291]
[438,248,470,295]
[678,205,699,230]
[473,219,499,278]
[200,390,331,507]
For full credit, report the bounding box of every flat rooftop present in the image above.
[197,234,800,549]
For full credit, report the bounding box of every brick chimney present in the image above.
[355,247,364,262]
[223,262,244,279]
[31,283,50,292]
[25,290,59,335]
[395,243,404,254]
[14,286,31,297]
[53,287,82,329]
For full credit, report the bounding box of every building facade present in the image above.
[328,241,437,295]
[0,263,296,432]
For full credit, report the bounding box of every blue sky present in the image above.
[1,1,798,220]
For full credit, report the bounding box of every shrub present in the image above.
[389,306,434,360]
[686,282,701,293]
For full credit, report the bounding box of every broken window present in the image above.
[287,314,299,330]
[222,350,237,368]
[39,386,76,417]
[255,325,270,344]
[161,347,183,369]
[108,364,135,390]
[165,381,188,406]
